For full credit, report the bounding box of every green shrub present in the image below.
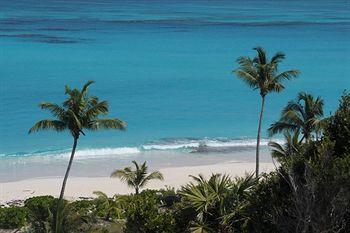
[158,187,181,207]
[69,199,96,218]
[65,200,99,232]
[93,192,124,221]
[123,190,176,233]
[172,201,196,232]
[24,195,57,232]
[0,206,27,229]
[325,91,350,156]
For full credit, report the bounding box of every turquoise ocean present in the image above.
[0,0,349,161]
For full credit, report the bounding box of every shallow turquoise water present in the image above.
[0,0,349,157]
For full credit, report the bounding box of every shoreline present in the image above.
[0,161,275,204]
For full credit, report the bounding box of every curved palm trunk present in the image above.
[255,96,265,178]
[59,137,78,200]
[55,137,78,233]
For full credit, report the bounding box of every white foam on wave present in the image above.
[57,147,141,159]
[1,147,141,159]
[142,142,199,150]
[1,138,285,159]
[142,138,284,151]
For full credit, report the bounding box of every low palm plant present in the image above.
[111,161,164,194]
[234,47,299,178]
[180,173,257,232]
[268,92,324,142]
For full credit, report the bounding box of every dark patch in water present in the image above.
[0,18,43,25]
[37,27,80,32]
[102,18,349,27]
[0,28,21,32]
[0,33,92,44]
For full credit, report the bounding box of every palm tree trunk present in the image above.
[135,186,139,195]
[55,137,78,233]
[59,137,78,200]
[255,96,265,178]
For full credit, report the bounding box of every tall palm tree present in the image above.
[111,160,164,194]
[29,81,126,202]
[268,92,324,142]
[234,47,299,177]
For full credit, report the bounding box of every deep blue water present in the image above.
[0,0,349,157]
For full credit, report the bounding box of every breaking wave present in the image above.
[142,138,283,151]
[0,138,284,159]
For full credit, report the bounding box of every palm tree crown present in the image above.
[111,161,164,194]
[268,92,324,141]
[29,80,126,138]
[234,47,300,98]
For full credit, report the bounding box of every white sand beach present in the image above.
[0,161,275,204]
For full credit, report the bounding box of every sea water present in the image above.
[0,0,349,161]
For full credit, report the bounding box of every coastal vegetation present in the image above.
[1,49,349,232]
[1,91,349,232]
[234,47,300,177]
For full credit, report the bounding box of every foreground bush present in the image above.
[0,206,27,229]
[24,195,57,232]
[123,190,177,233]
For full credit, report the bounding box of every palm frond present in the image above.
[190,222,212,233]
[269,130,302,159]
[234,70,258,89]
[268,82,285,93]
[269,141,286,158]
[65,85,72,95]
[85,101,109,118]
[189,174,207,184]
[80,80,95,97]
[140,171,164,188]
[270,52,285,64]
[132,160,140,171]
[273,70,300,83]
[253,46,267,64]
[39,102,66,118]
[88,118,126,131]
[93,191,109,200]
[110,168,132,178]
[268,121,298,136]
[28,120,67,134]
